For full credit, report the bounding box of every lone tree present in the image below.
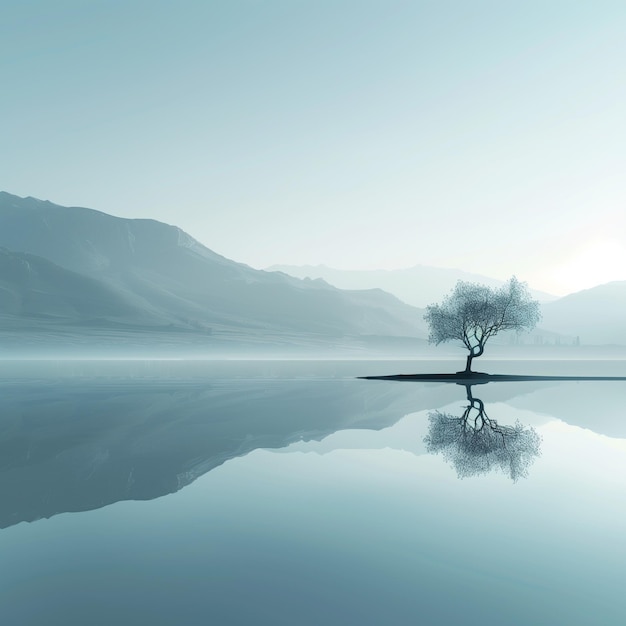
[424,277,540,374]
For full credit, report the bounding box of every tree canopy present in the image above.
[424,277,540,373]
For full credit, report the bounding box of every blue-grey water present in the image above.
[1,359,625,625]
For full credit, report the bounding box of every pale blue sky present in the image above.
[2,1,625,294]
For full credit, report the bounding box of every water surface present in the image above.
[1,360,625,625]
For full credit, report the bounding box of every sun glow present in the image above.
[547,240,626,295]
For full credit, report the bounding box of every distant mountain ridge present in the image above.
[0,192,427,346]
[267,263,557,308]
[268,263,626,347]
[541,281,626,346]
[2,191,625,350]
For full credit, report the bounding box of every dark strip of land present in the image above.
[359,373,626,384]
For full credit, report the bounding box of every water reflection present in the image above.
[0,377,434,529]
[5,364,611,530]
[424,385,541,481]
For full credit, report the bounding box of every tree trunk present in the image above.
[463,344,484,374]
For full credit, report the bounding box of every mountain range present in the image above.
[0,190,625,351]
[268,263,557,308]
[269,263,626,349]
[540,281,626,346]
[0,192,427,354]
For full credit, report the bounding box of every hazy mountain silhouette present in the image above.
[540,281,626,345]
[4,191,624,349]
[0,192,426,343]
[0,246,151,322]
[269,264,626,347]
[268,263,557,308]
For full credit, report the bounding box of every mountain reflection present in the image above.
[424,385,541,481]
[0,376,437,529]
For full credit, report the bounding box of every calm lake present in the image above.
[1,359,625,625]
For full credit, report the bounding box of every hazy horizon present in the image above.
[3,2,625,296]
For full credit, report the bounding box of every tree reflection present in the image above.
[424,385,541,481]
